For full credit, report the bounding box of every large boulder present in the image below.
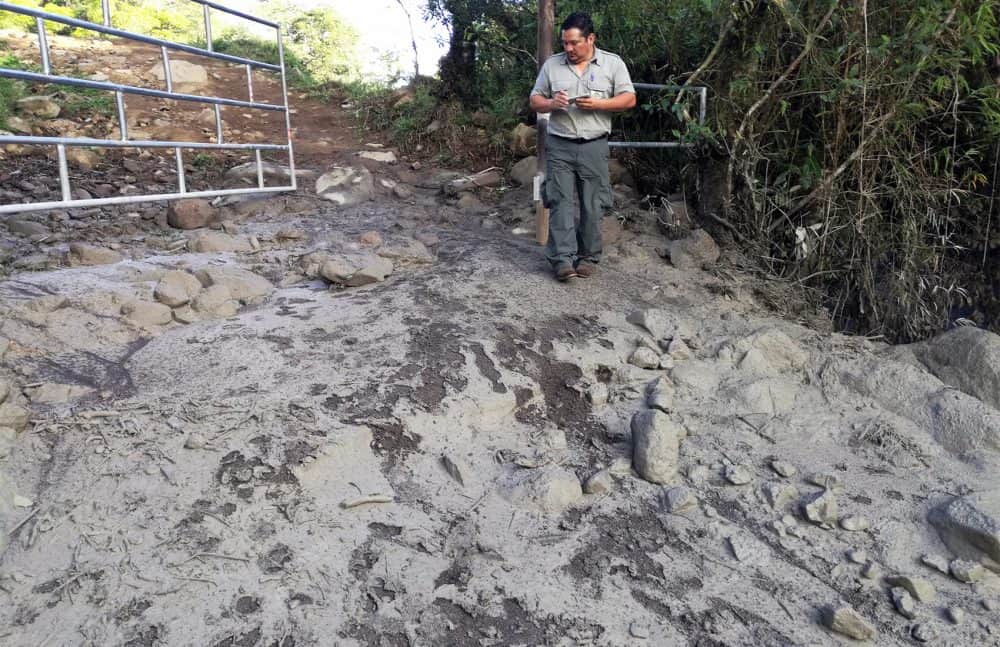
[631,410,685,484]
[154,270,203,307]
[902,326,1000,411]
[315,166,374,206]
[187,232,252,253]
[510,123,537,156]
[195,266,273,304]
[17,95,60,119]
[68,242,122,266]
[928,491,1000,572]
[168,199,215,230]
[509,156,537,187]
[147,59,208,89]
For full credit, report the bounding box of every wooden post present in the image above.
[535,0,554,245]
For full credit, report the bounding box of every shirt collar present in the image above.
[560,48,601,65]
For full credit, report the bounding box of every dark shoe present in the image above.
[555,266,578,282]
[575,262,596,278]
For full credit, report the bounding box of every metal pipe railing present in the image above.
[0,0,296,215]
[608,83,708,150]
[0,2,281,71]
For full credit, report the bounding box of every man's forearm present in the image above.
[530,94,555,113]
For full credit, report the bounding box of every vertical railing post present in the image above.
[101,0,110,27]
[35,17,51,75]
[203,4,213,52]
[276,26,296,190]
[56,144,72,201]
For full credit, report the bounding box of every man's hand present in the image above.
[550,90,570,111]
[573,96,604,111]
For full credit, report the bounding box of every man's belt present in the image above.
[549,133,609,144]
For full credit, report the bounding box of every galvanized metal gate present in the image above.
[0,0,296,215]
[609,83,707,149]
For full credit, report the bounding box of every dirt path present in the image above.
[2,31,1000,647]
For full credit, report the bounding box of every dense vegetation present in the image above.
[424,0,1000,342]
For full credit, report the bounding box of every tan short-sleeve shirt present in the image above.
[531,48,635,140]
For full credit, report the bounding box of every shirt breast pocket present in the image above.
[586,82,612,99]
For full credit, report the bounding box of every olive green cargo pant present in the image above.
[542,133,611,271]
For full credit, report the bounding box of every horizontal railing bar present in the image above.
[0,68,286,112]
[0,2,281,71]
[633,83,707,92]
[0,134,288,151]
[0,186,293,215]
[609,141,694,149]
[188,0,280,29]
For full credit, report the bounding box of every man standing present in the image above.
[529,11,636,282]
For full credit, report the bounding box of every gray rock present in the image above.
[25,383,90,404]
[724,465,753,486]
[947,606,965,625]
[224,161,316,185]
[147,59,207,88]
[167,199,215,230]
[802,490,838,528]
[583,469,613,495]
[184,433,208,450]
[344,257,393,287]
[727,533,770,565]
[121,300,173,328]
[920,553,950,574]
[444,170,502,195]
[316,166,375,206]
[950,558,985,583]
[861,561,881,580]
[626,309,690,343]
[0,380,8,405]
[191,284,238,317]
[806,473,843,491]
[0,426,15,460]
[839,516,870,532]
[770,460,797,478]
[885,575,936,602]
[0,403,29,432]
[667,338,693,360]
[847,548,867,564]
[911,622,937,643]
[663,229,720,270]
[504,465,582,514]
[187,231,253,253]
[68,242,123,266]
[823,605,876,641]
[631,410,684,484]
[509,156,537,186]
[762,481,799,510]
[154,270,202,307]
[195,267,273,304]
[903,326,1000,410]
[928,491,1000,571]
[891,587,917,619]
[8,220,49,237]
[663,486,697,513]
[628,621,650,639]
[587,383,609,407]
[376,238,434,264]
[357,150,396,163]
[0,468,15,554]
[645,377,674,412]
[629,347,661,370]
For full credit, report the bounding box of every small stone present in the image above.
[982,599,997,612]
[628,621,650,639]
[359,230,383,247]
[885,575,936,603]
[195,267,273,304]
[839,515,870,532]
[947,606,965,625]
[891,587,917,619]
[188,231,252,253]
[762,481,799,509]
[344,258,393,287]
[0,426,16,459]
[629,347,661,370]
[13,495,32,508]
[950,558,985,583]
[0,403,29,432]
[667,338,692,360]
[728,534,769,565]
[663,486,697,513]
[167,198,215,229]
[724,464,753,486]
[911,622,937,643]
[770,460,797,478]
[645,377,674,413]
[806,473,843,491]
[861,561,881,580]
[823,605,876,641]
[184,433,207,450]
[609,456,633,475]
[68,242,122,266]
[687,464,710,483]
[847,548,867,564]
[802,490,838,528]
[658,355,675,370]
[583,469,613,495]
[920,553,950,574]
[587,383,609,407]
[17,95,60,118]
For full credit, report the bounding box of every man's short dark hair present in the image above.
[561,12,594,37]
